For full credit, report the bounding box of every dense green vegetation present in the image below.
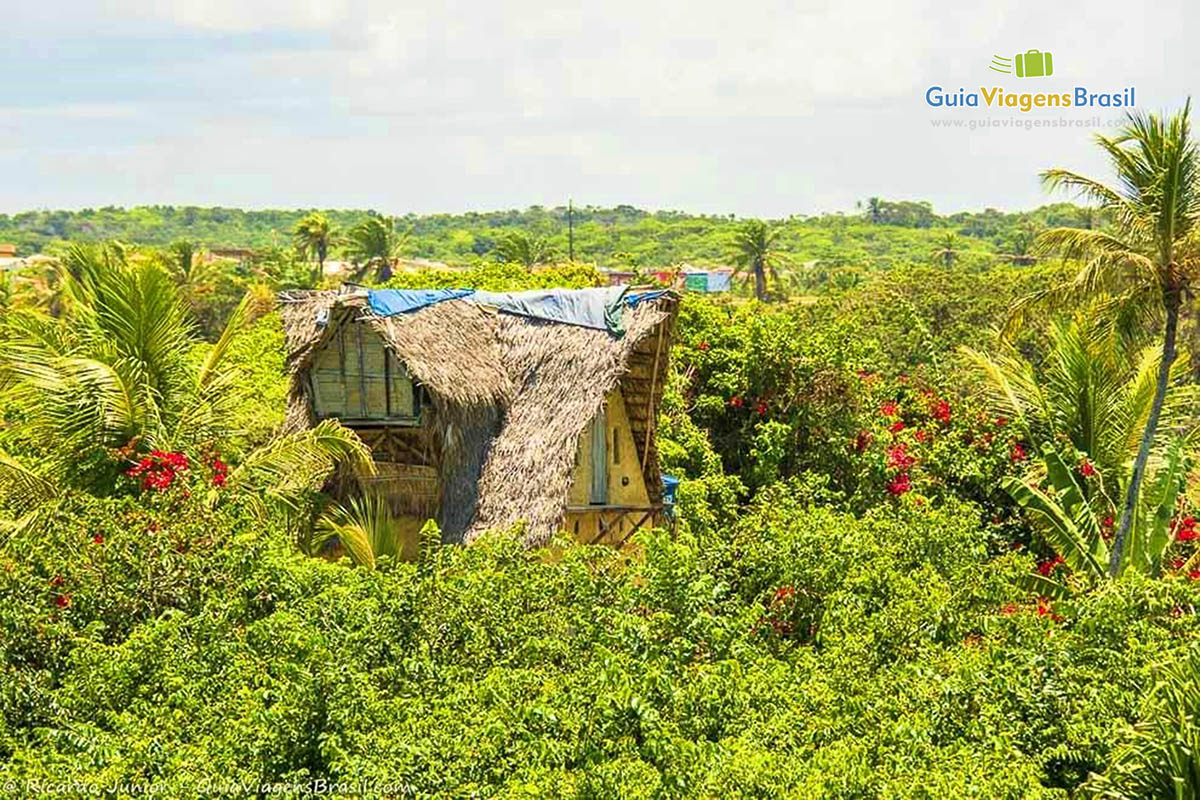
[3,106,1200,798]
[0,200,1097,276]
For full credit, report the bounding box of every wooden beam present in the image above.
[641,322,666,469]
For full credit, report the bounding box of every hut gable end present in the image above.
[308,311,424,426]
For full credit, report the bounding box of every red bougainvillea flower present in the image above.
[49,574,64,588]
[853,430,873,454]
[165,451,189,470]
[886,443,916,471]
[1173,515,1199,541]
[1079,458,1096,478]
[888,420,905,434]
[55,594,71,609]
[729,395,744,408]
[1036,555,1065,577]
[772,585,795,605]
[697,341,710,351]
[1000,604,1018,616]
[995,416,1009,427]
[211,456,229,488]
[1009,442,1027,462]
[914,429,929,443]
[1171,558,1186,570]
[91,533,104,544]
[886,472,912,496]
[125,457,154,477]
[127,449,190,492]
[880,401,899,417]
[755,401,768,416]
[930,399,951,425]
[1190,570,1200,581]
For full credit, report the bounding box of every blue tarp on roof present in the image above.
[625,289,669,308]
[366,286,667,335]
[472,286,628,332]
[367,288,475,317]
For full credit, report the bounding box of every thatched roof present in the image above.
[278,287,678,547]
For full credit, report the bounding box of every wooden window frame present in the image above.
[309,321,426,427]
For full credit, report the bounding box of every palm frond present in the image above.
[958,345,1045,444]
[0,450,60,540]
[314,491,410,568]
[224,420,374,518]
[196,292,252,390]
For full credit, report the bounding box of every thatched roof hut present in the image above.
[278,286,678,548]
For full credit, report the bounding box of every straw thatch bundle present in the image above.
[465,303,667,546]
[278,288,677,547]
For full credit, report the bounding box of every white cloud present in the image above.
[2,0,1199,216]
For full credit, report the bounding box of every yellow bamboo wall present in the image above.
[565,388,655,544]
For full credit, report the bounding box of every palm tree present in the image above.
[165,239,221,317]
[292,212,334,285]
[997,226,1040,266]
[1015,102,1200,576]
[731,219,789,302]
[864,197,883,224]
[346,216,409,284]
[167,239,202,281]
[930,232,962,268]
[493,231,558,269]
[0,245,371,529]
[962,312,1199,494]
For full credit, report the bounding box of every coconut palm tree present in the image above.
[731,219,789,302]
[165,239,223,325]
[292,212,335,285]
[493,231,558,269]
[0,245,371,530]
[346,215,409,284]
[930,232,963,268]
[962,312,1200,495]
[1013,102,1200,576]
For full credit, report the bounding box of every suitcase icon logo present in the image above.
[989,50,1054,78]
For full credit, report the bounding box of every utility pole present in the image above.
[568,198,574,262]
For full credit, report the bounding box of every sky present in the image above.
[2,0,1197,218]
